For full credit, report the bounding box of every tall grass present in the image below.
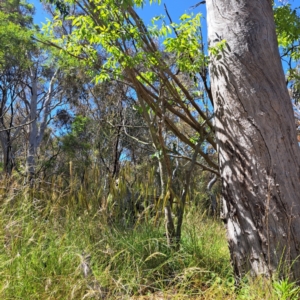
[0,170,298,299]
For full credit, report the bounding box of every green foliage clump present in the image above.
[274,3,300,96]
[0,11,33,68]
[60,115,93,168]
[274,4,300,55]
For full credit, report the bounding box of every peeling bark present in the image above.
[207,0,300,279]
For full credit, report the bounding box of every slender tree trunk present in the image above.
[207,0,300,280]
[26,70,38,182]
[0,137,13,176]
[207,174,218,216]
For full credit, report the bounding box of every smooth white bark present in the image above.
[26,69,59,179]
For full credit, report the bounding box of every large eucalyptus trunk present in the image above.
[207,0,300,279]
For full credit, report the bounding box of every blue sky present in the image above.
[136,1,206,24]
[30,0,298,26]
[31,1,206,25]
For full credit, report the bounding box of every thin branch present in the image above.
[168,153,219,176]
[32,36,86,60]
[0,118,36,133]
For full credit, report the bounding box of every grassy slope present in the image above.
[0,179,298,299]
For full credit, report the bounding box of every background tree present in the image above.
[0,0,64,180]
[0,0,34,175]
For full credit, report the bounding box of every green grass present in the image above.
[0,179,299,299]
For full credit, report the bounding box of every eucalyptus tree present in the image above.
[24,64,62,181]
[207,0,300,280]
[0,1,34,175]
[0,1,64,180]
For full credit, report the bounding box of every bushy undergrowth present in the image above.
[0,177,298,299]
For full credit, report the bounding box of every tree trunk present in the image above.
[0,137,14,176]
[26,69,58,182]
[26,70,38,183]
[207,0,300,280]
